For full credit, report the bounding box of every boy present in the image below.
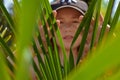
[51,0,88,64]
[32,0,108,79]
[38,0,104,65]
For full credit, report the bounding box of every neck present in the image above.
[58,47,78,65]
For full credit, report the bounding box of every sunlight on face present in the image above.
[56,7,83,49]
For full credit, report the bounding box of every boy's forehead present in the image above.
[57,8,81,19]
[57,7,82,15]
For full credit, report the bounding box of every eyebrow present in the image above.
[57,17,79,20]
[72,16,79,18]
[72,13,82,18]
[56,17,64,19]
[56,14,80,19]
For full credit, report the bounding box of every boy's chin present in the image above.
[64,44,71,50]
[64,42,79,50]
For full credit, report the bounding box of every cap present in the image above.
[51,0,88,15]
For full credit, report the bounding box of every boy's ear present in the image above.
[52,10,57,18]
[79,15,84,22]
[53,10,60,27]
[56,20,60,27]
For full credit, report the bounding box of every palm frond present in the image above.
[0,0,15,34]
[0,0,120,80]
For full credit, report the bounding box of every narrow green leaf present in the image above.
[16,0,40,52]
[0,49,11,80]
[38,1,62,79]
[90,0,102,49]
[13,0,20,11]
[15,0,41,80]
[75,0,97,64]
[40,63,47,80]
[68,29,120,80]
[53,37,63,80]
[0,36,15,61]
[69,48,74,71]
[44,0,69,77]
[6,56,15,73]
[47,47,58,80]
[40,1,65,79]
[32,39,49,79]
[12,0,21,29]
[44,55,53,80]
[71,0,96,47]
[44,0,52,13]
[55,27,69,78]
[77,13,93,64]
[109,2,120,33]
[32,39,44,64]
[15,49,32,80]
[0,0,15,35]
[33,37,54,80]
[1,27,7,38]
[32,59,43,79]
[99,0,114,42]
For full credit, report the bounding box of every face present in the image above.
[56,7,83,49]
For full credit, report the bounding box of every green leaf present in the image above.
[0,35,15,61]
[90,0,102,49]
[68,28,120,80]
[75,0,97,64]
[0,0,15,35]
[53,37,62,80]
[99,0,114,42]
[0,49,11,80]
[15,49,32,80]
[109,2,120,33]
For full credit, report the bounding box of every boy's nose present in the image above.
[64,24,74,32]
[65,23,73,28]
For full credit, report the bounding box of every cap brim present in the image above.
[55,5,85,15]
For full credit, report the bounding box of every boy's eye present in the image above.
[60,21,64,24]
[72,21,79,23]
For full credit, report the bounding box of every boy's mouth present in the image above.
[63,36,73,40]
